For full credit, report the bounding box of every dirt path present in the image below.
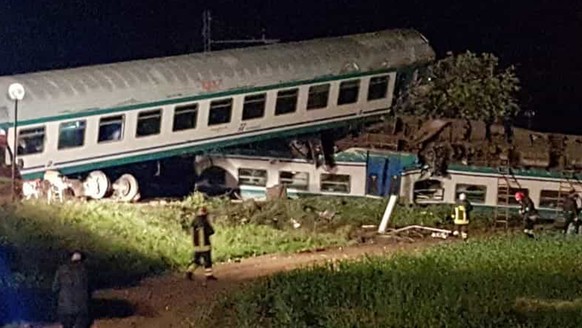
[32,237,446,328]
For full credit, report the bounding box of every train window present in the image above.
[279,171,309,190]
[337,79,360,105]
[320,174,351,193]
[58,120,87,150]
[238,168,267,187]
[98,115,124,143]
[413,179,444,202]
[275,88,298,115]
[17,127,45,155]
[367,75,390,101]
[306,84,330,110]
[173,104,198,131]
[208,98,233,126]
[242,93,266,121]
[539,190,562,208]
[455,184,487,204]
[136,109,162,137]
[498,187,529,206]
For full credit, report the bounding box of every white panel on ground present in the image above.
[378,194,398,234]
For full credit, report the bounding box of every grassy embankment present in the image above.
[0,192,484,324]
[205,234,582,328]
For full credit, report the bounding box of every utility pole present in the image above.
[202,10,279,52]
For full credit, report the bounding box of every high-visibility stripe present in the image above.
[194,245,211,252]
[454,205,468,225]
[204,268,213,276]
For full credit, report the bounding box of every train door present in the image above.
[366,154,403,197]
[366,156,385,196]
[384,156,402,196]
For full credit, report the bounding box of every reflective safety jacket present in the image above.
[453,199,472,225]
[191,214,215,252]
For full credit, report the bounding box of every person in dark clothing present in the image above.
[562,190,580,234]
[52,251,91,328]
[186,206,217,281]
[515,192,539,238]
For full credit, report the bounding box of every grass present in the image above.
[0,192,502,325]
[205,234,582,328]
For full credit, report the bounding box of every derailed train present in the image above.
[0,29,435,201]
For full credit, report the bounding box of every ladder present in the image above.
[494,161,522,229]
[556,170,580,216]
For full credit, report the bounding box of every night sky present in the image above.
[0,0,580,133]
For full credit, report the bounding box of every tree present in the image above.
[396,51,521,141]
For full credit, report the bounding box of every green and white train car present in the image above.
[0,29,434,200]
[401,164,582,220]
[195,147,417,200]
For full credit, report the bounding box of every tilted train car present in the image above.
[0,29,434,201]
[200,145,582,225]
[194,147,416,199]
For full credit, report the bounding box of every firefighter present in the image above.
[451,193,472,240]
[515,192,538,238]
[52,251,92,328]
[186,206,217,281]
[562,190,580,235]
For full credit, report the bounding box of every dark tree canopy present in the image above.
[396,51,521,124]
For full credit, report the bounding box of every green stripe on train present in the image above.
[20,115,382,180]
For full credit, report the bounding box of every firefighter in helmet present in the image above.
[515,192,538,238]
[186,206,217,281]
[562,190,580,234]
[451,193,472,240]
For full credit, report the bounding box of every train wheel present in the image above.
[84,170,110,199]
[113,174,140,202]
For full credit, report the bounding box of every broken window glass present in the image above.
[413,179,444,202]
[238,168,267,186]
[320,174,350,193]
[279,171,309,190]
[17,127,45,155]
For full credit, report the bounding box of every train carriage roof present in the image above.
[0,29,434,125]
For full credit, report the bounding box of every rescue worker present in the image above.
[186,206,217,281]
[562,190,580,234]
[515,192,538,238]
[451,193,472,240]
[52,250,92,328]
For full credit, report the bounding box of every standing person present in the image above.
[562,190,580,234]
[451,193,472,240]
[52,251,92,328]
[186,206,217,281]
[515,192,538,238]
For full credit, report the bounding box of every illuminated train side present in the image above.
[0,29,434,201]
